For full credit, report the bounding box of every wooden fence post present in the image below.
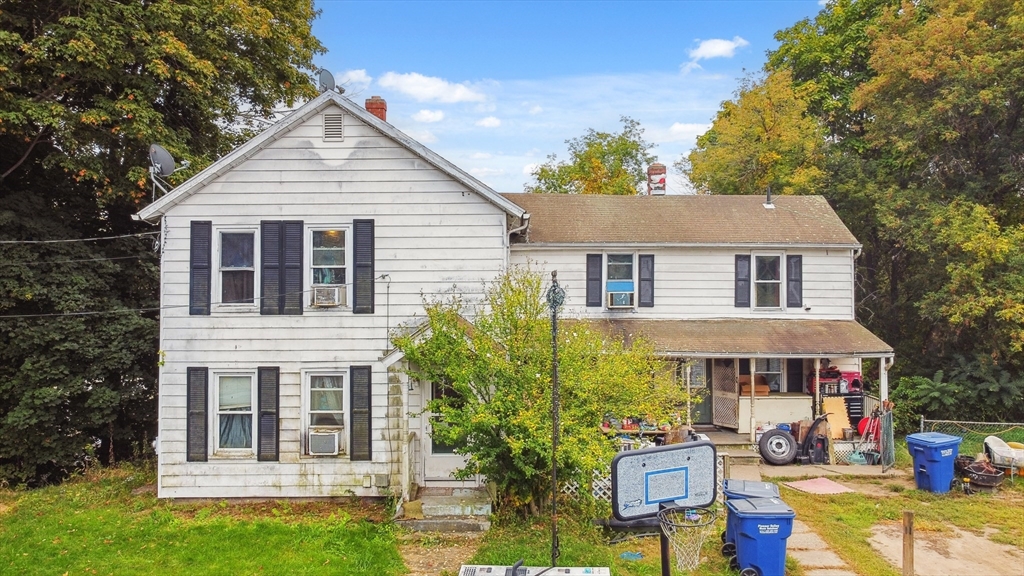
[903,510,914,576]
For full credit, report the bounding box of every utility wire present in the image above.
[0,231,159,245]
[0,255,154,266]
[0,286,320,319]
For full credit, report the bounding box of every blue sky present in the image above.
[312,1,825,192]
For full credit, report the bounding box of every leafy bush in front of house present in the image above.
[394,266,688,516]
[891,355,1024,433]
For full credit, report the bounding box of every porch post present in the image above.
[814,357,821,416]
[749,358,756,443]
[685,362,692,428]
[880,356,891,402]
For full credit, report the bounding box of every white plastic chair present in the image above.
[984,435,1023,481]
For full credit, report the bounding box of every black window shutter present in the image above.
[639,254,655,308]
[735,255,751,308]
[261,221,304,315]
[186,367,208,462]
[352,219,375,314]
[787,255,803,308]
[189,221,212,315]
[282,221,304,315]
[350,365,372,460]
[586,254,602,307]
[260,221,281,315]
[257,367,280,461]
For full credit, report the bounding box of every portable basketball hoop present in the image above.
[610,440,718,576]
[656,505,716,571]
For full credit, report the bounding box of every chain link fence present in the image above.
[920,418,1024,457]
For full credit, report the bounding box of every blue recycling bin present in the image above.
[906,432,962,493]
[722,480,781,550]
[727,497,796,576]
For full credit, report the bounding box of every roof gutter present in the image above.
[509,242,863,251]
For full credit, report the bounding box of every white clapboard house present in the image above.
[137,91,893,500]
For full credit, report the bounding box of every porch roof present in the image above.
[585,318,893,358]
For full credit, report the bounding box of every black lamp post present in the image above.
[545,271,566,568]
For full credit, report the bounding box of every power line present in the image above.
[0,255,155,266]
[0,287,319,319]
[0,231,159,245]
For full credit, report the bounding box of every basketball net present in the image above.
[657,506,716,571]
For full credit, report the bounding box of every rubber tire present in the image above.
[728,555,739,570]
[721,542,736,557]
[721,530,727,543]
[759,429,798,465]
[739,568,759,576]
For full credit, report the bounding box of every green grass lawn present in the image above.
[0,464,405,576]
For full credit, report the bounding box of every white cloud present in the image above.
[529,105,543,115]
[338,69,372,92]
[680,62,703,75]
[378,72,486,103]
[476,116,502,128]
[687,37,750,61]
[403,129,437,143]
[471,167,505,177]
[818,0,828,5]
[522,163,539,176]
[667,122,711,141]
[471,152,492,159]
[412,109,445,123]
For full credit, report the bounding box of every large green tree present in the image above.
[525,117,656,195]
[394,267,687,515]
[0,0,323,484]
[680,70,827,196]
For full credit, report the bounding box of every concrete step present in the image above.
[420,493,492,517]
[397,516,491,533]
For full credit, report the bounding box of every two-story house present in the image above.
[137,90,892,501]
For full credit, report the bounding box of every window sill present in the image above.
[210,451,256,459]
[212,305,259,314]
[303,306,351,312]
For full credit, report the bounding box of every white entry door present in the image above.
[712,358,740,429]
[422,381,470,482]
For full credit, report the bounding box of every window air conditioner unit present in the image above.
[312,286,344,308]
[607,292,634,309]
[308,430,341,456]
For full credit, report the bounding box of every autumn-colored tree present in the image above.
[681,70,826,196]
[526,117,656,195]
[0,1,323,484]
[393,267,687,515]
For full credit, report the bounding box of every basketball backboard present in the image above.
[610,441,717,521]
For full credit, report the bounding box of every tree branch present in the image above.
[1,127,47,181]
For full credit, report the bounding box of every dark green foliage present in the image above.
[0,1,323,485]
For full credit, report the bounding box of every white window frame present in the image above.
[302,369,348,457]
[605,252,637,309]
[753,358,784,394]
[752,251,785,311]
[305,226,351,310]
[212,226,259,311]
[212,371,257,457]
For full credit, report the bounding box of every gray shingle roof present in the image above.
[501,194,859,246]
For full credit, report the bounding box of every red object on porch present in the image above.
[806,368,863,395]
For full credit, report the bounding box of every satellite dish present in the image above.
[149,144,176,177]
[319,69,336,93]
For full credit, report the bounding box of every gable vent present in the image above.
[323,114,345,141]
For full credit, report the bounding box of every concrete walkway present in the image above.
[728,463,860,576]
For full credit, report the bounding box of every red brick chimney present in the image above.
[365,96,387,122]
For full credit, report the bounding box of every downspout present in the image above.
[508,213,531,241]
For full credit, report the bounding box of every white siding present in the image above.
[157,106,508,499]
[510,246,855,320]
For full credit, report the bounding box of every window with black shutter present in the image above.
[189,222,212,315]
[787,255,803,308]
[352,220,374,314]
[186,367,209,461]
[261,220,303,315]
[638,254,654,307]
[349,366,372,460]
[585,254,602,307]
[257,367,280,461]
[735,255,751,308]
